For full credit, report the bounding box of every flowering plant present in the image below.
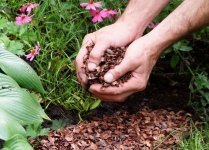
[80,0,117,23]
[15,3,39,25]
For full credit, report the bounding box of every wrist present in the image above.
[114,20,146,40]
[141,31,169,61]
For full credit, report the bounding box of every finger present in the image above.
[92,90,132,102]
[88,41,109,71]
[75,33,96,86]
[90,74,147,95]
[103,54,138,83]
[75,46,92,87]
[82,33,95,46]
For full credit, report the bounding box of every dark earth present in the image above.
[31,69,196,149]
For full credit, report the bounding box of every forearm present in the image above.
[149,0,209,57]
[117,0,170,39]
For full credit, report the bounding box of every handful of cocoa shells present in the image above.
[82,44,132,88]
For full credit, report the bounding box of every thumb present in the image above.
[88,41,109,71]
[104,57,137,83]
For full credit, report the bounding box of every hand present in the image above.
[89,35,161,102]
[75,22,144,88]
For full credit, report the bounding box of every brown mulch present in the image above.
[31,47,202,149]
[83,45,132,87]
[33,101,194,150]
[32,65,197,150]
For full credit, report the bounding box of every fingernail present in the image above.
[88,63,97,71]
[104,73,114,83]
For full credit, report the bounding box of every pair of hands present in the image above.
[75,22,160,102]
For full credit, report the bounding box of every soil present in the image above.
[0,62,196,150]
[31,62,198,149]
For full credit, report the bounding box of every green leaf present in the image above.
[0,73,20,88]
[51,119,68,130]
[0,88,50,125]
[0,35,10,46]
[179,45,193,52]
[6,41,24,56]
[0,46,45,93]
[90,100,101,110]
[0,17,7,29]
[0,109,26,141]
[170,54,180,68]
[26,123,49,138]
[3,134,33,150]
[20,30,37,43]
[6,22,27,37]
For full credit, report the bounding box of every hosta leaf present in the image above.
[3,134,33,150]
[0,73,20,88]
[0,46,45,93]
[0,109,26,141]
[0,88,50,125]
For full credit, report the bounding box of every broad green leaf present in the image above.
[0,88,50,125]
[0,46,45,93]
[0,73,20,88]
[3,134,33,150]
[170,55,180,69]
[0,109,26,141]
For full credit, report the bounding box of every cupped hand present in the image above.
[89,35,161,102]
[75,22,143,88]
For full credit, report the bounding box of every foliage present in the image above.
[189,72,209,121]
[26,123,50,138]
[178,124,209,150]
[0,46,49,149]
[51,118,69,130]
[0,17,37,55]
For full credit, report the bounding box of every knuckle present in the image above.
[136,79,147,91]
[84,33,93,40]
[112,66,123,78]
[75,57,79,64]
[88,54,99,62]
[112,89,122,95]
[113,96,125,102]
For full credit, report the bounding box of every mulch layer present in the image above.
[33,104,193,150]
[31,41,209,150]
[32,72,199,150]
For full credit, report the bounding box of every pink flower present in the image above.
[90,9,109,23]
[15,14,32,25]
[90,9,117,23]
[105,9,117,19]
[148,22,159,29]
[25,42,41,61]
[80,1,102,10]
[19,3,39,13]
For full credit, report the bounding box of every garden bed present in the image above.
[30,68,198,149]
